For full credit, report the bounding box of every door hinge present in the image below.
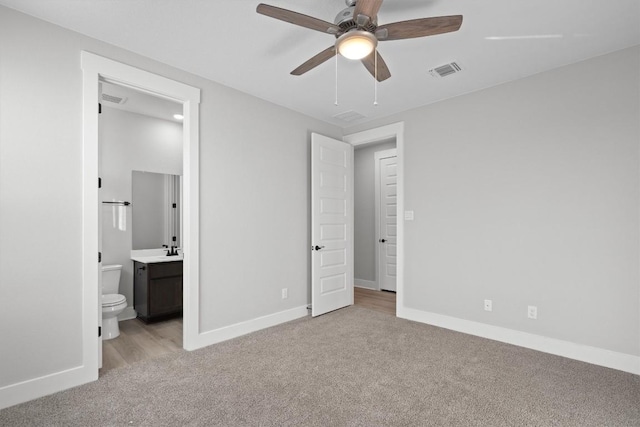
[98,326,102,337]
[98,252,102,263]
[98,103,102,114]
[98,177,102,188]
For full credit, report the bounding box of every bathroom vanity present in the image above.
[133,258,183,323]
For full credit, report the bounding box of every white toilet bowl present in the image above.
[101,294,127,339]
[101,264,127,340]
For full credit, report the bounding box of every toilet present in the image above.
[101,264,127,340]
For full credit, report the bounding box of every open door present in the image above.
[311,133,353,317]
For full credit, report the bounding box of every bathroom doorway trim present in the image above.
[81,52,201,380]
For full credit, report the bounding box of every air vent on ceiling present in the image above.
[429,62,462,78]
[101,93,127,105]
[333,110,366,123]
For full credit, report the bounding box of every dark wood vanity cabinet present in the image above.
[134,260,183,323]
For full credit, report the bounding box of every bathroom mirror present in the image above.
[132,170,181,250]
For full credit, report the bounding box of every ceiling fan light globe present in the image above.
[336,31,378,60]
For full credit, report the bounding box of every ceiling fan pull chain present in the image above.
[335,49,339,106]
[374,49,378,106]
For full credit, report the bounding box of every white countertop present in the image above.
[131,248,183,264]
[131,255,183,264]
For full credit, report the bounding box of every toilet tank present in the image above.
[101,264,122,295]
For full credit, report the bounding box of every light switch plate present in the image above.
[404,211,414,221]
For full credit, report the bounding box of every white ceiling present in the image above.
[101,81,183,123]
[2,0,639,127]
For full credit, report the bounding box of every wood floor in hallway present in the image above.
[354,287,396,316]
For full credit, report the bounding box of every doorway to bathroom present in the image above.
[99,81,185,372]
[82,52,201,382]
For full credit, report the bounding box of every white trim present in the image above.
[354,279,377,290]
[374,149,397,292]
[0,366,87,410]
[400,307,640,375]
[80,54,201,372]
[344,123,401,147]
[344,122,405,316]
[189,306,309,349]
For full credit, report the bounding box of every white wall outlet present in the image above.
[527,305,537,319]
[484,299,492,312]
[404,210,414,221]
[281,288,288,299]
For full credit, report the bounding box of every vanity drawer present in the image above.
[149,261,183,279]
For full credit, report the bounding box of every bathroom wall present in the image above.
[354,140,396,287]
[99,106,183,318]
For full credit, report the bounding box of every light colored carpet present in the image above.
[1,306,639,426]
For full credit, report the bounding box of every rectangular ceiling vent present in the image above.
[333,110,366,123]
[429,62,462,78]
[101,93,127,105]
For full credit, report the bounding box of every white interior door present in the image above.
[377,154,397,292]
[311,133,353,317]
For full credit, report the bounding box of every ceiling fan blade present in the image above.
[257,4,340,35]
[361,51,391,82]
[291,46,337,76]
[353,0,384,22]
[376,15,463,41]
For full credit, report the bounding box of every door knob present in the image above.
[379,239,387,243]
[313,245,325,251]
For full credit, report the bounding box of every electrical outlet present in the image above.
[528,305,537,319]
[484,299,492,312]
[281,288,288,299]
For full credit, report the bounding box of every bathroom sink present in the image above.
[131,254,184,264]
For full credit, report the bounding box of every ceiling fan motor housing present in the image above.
[334,6,378,34]
[335,6,355,26]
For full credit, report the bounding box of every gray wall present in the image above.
[0,6,341,388]
[347,46,640,357]
[101,107,183,312]
[354,140,396,283]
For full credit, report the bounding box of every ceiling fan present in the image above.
[257,0,463,82]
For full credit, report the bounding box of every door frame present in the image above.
[81,52,201,380]
[375,148,397,292]
[343,122,405,316]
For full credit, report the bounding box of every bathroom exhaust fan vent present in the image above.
[429,62,462,78]
[101,93,127,105]
[333,110,366,123]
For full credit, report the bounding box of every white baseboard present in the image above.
[118,306,137,321]
[399,306,640,376]
[354,279,377,290]
[187,305,308,350]
[0,365,96,410]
